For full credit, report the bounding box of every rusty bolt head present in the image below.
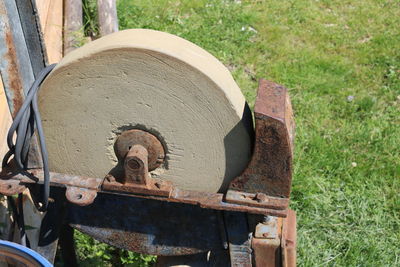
[255,193,268,203]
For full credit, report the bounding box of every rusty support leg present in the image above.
[36,187,67,263]
[59,224,78,267]
[224,211,252,267]
[281,209,296,267]
[252,216,282,267]
[252,238,281,267]
[251,211,297,267]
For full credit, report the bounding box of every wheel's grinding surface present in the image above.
[38,29,253,192]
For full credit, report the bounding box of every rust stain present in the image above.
[4,30,24,117]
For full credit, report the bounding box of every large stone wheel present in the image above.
[39,29,253,193]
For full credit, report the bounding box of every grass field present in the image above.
[73,0,400,266]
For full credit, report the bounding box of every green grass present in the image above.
[74,0,400,266]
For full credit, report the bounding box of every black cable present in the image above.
[17,193,30,248]
[7,195,30,248]
[2,63,56,212]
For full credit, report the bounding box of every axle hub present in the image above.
[114,129,165,171]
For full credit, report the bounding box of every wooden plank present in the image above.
[35,0,51,31]
[97,0,118,36]
[42,0,63,63]
[0,77,12,170]
[64,0,83,54]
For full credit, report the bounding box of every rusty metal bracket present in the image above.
[103,174,172,198]
[0,169,103,206]
[123,144,149,185]
[227,79,295,211]
[225,190,288,210]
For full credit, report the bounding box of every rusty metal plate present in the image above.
[103,174,172,197]
[225,190,288,210]
[0,169,103,206]
[0,169,103,191]
[68,193,224,256]
[65,187,98,206]
[0,179,26,196]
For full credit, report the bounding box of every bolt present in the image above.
[255,193,268,203]
[127,158,140,169]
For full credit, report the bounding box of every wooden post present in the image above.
[37,0,63,63]
[97,0,118,36]
[64,0,83,54]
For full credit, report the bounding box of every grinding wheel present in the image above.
[38,29,253,193]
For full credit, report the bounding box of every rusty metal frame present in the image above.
[251,210,296,267]
[0,169,287,217]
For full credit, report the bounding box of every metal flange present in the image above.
[114,129,165,172]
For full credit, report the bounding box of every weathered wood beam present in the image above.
[97,0,118,36]
[64,0,83,54]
